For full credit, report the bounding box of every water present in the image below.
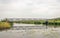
[12,23,47,30]
[0,23,60,38]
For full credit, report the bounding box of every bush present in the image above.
[0,22,11,30]
[34,21,41,24]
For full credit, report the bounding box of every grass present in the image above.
[0,22,11,30]
[1,18,60,27]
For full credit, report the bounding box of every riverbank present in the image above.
[0,22,11,30]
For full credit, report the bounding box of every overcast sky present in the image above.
[0,0,60,19]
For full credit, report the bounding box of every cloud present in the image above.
[48,0,60,18]
[0,0,60,19]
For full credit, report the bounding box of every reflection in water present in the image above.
[12,23,47,30]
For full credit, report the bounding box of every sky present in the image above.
[0,0,60,19]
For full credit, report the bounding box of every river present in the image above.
[12,23,47,30]
[0,23,60,38]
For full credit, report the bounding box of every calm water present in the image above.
[0,23,60,38]
[12,23,47,30]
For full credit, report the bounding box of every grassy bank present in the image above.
[1,18,60,27]
[0,22,11,30]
